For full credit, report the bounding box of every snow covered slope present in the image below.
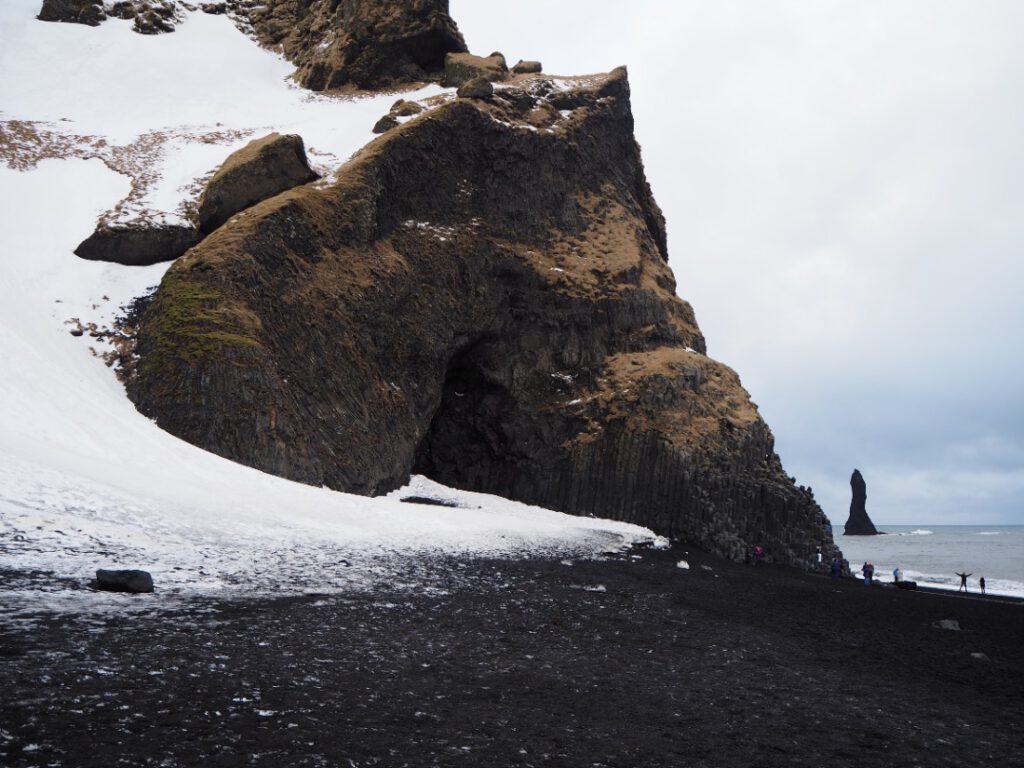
[0,2,659,618]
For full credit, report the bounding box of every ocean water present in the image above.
[836,526,1024,598]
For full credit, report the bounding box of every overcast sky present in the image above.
[451,1,1024,526]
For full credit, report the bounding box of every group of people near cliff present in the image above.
[749,548,988,595]
[743,545,765,566]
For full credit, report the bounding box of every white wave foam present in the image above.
[897,529,934,536]
[896,569,1024,599]
[977,531,1002,536]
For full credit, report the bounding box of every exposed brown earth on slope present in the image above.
[127,70,837,566]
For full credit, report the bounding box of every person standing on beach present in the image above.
[956,571,972,592]
[893,567,901,583]
[755,545,764,566]
[830,557,841,579]
[980,577,986,595]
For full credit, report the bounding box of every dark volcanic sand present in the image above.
[2,544,1022,767]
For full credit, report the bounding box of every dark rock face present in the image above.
[196,133,319,234]
[74,223,201,266]
[128,70,838,567]
[844,468,879,535]
[442,52,509,88]
[94,569,154,593]
[37,0,105,26]
[248,0,467,91]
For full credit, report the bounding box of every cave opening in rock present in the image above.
[413,340,518,494]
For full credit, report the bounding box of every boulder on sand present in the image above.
[196,133,319,234]
[94,569,154,594]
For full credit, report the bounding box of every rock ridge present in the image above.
[127,69,839,567]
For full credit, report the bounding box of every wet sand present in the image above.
[2,543,1022,767]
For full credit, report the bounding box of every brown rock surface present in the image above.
[196,133,319,234]
[247,0,467,91]
[128,70,837,566]
[512,59,543,75]
[456,76,493,100]
[442,52,509,88]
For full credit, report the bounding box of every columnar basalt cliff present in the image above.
[127,69,838,566]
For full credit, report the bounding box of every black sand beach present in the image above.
[2,544,1022,767]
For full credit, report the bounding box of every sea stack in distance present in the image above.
[844,468,879,535]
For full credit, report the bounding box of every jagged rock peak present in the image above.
[127,69,839,568]
[249,0,468,91]
[844,468,880,535]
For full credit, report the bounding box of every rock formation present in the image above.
[127,69,838,567]
[37,0,105,26]
[38,0,182,33]
[512,60,543,75]
[247,0,467,91]
[441,52,509,88]
[196,133,319,234]
[74,222,201,266]
[844,468,879,535]
[456,76,494,100]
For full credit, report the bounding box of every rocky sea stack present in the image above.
[127,50,838,567]
[844,468,879,535]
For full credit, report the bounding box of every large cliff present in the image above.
[126,67,837,567]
